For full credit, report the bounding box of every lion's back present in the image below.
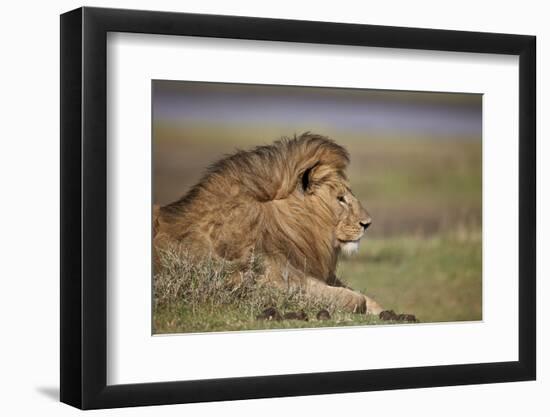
[154,191,265,263]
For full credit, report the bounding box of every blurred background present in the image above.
[153,80,482,323]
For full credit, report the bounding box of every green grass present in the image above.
[154,305,389,334]
[339,230,482,324]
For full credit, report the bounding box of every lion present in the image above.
[153,133,384,314]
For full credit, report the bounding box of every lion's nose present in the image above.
[359,219,372,230]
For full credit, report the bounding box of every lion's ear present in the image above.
[300,163,319,193]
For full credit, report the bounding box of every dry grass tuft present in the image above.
[154,243,332,321]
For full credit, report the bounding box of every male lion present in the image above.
[153,133,384,314]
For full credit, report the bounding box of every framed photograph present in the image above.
[60,6,536,409]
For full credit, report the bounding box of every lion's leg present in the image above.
[303,276,368,313]
[304,277,384,314]
[328,276,384,315]
[262,260,383,314]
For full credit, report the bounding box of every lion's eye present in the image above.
[337,196,346,204]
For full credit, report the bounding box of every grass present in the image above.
[340,228,482,324]
[154,306,387,334]
[153,228,481,334]
[153,244,394,334]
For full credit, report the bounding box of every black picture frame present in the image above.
[60,6,536,410]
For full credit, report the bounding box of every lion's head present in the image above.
[156,133,372,282]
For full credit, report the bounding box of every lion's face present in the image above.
[300,158,372,258]
[312,183,371,256]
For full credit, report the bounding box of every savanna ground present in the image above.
[153,125,482,333]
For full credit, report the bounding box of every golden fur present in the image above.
[154,133,384,314]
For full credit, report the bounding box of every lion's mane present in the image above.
[154,133,351,282]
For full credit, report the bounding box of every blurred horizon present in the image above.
[153,80,482,141]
